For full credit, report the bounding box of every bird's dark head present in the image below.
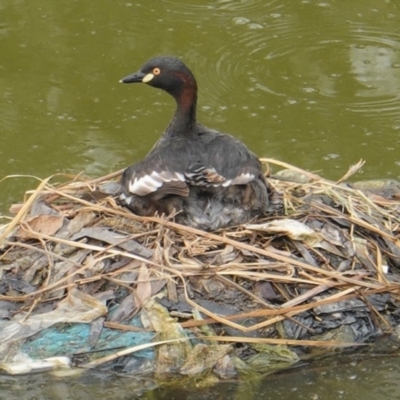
[120,56,197,98]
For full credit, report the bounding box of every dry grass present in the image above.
[1,159,400,350]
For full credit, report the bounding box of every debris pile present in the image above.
[1,159,400,380]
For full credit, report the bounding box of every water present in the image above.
[1,0,400,396]
[1,355,400,399]
[1,0,400,212]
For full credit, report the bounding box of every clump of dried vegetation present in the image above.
[1,159,400,377]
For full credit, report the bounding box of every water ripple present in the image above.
[160,0,281,14]
[205,12,400,123]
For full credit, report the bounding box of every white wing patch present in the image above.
[127,169,255,196]
[128,170,185,196]
[222,172,255,186]
[119,192,132,205]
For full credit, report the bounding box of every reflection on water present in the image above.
[0,369,157,400]
[349,39,400,124]
[1,355,400,399]
[350,43,400,97]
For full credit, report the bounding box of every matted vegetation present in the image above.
[1,159,400,377]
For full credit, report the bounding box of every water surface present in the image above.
[1,0,400,213]
[1,354,400,399]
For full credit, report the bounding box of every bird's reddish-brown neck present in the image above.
[168,72,197,137]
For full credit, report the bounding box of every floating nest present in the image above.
[1,159,400,380]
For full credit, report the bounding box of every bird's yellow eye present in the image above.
[153,67,161,75]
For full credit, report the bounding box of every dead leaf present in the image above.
[135,264,152,308]
[29,200,61,217]
[18,214,64,240]
[109,294,136,323]
[320,223,344,247]
[71,227,152,258]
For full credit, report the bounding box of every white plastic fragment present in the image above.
[0,356,71,375]
[245,219,321,246]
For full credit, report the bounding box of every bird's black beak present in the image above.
[119,71,146,84]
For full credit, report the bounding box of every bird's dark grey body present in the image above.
[119,56,269,230]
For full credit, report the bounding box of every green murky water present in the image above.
[1,0,400,212]
[1,355,400,399]
[1,0,400,397]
